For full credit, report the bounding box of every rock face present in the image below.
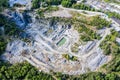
[3,10,32,29]
[1,9,109,75]
[9,0,32,9]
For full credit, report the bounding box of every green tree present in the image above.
[0,0,8,12]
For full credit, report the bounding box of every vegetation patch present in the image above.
[71,3,95,11]
[37,6,59,17]
[100,29,120,74]
[62,54,78,61]
[106,11,120,20]
[100,29,120,55]
[89,16,111,29]
[104,0,120,4]
[71,43,79,53]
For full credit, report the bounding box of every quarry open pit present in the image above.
[1,10,109,75]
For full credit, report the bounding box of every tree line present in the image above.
[0,61,119,80]
[32,0,95,11]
